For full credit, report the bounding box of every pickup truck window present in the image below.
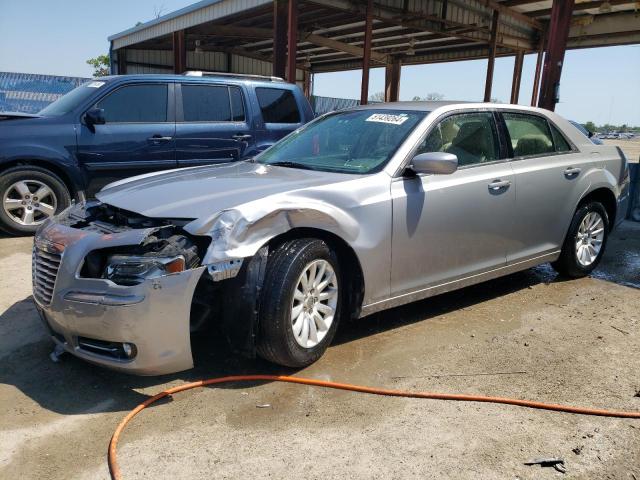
[256,87,300,123]
[97,84,167,123]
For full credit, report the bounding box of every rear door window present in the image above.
[182,85,231,122]
[503,113,556,157]
[96,84,168,123]
[181,85,246,122]
[255,87,301,123]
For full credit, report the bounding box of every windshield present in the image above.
[257,109,427,174]
[39,80,107,116]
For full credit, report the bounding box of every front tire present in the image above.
[551,201,609,278]
[257,238,343,368]
[0,166,71,235]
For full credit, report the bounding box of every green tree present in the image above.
[86,55,110,77]
[412,92,445,101]
[368,91,385,102]
[584,121,597,133]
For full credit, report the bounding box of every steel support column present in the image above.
[303,70,312,98]
[531,33,545,106]
[538,0,575,111]
[287,0,298,83]
[360,0,373,105]
[385,58,401,102]
[510,51,524,104]
[483,11,500,102]
[172,30,186,74]
[273,0,288,79]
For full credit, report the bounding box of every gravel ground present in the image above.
[1,222,639,479]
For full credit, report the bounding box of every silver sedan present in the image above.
[33,102,630,374]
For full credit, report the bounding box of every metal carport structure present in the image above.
[108,0,640,111]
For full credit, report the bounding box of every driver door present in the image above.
[390,111,515,297]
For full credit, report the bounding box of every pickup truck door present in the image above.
[76,82,176,196]
[175,84,253,166]
[391,111,515,297]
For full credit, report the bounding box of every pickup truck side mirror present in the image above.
[84,108,105,128]
[587,130,595,138]
[409,152,458,175]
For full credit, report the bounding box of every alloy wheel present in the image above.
[290,259,339,348]
[575,211,605,267]
[2,180,57,226]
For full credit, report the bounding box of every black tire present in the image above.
[0,166,71,236]
[551,201,609,278]
[257,238,343,368]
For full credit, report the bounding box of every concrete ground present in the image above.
[1,222,639,480]
[602,137,640,162]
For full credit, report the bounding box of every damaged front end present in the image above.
[33,201,221,375]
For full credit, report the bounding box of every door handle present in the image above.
[232,133,252,141]
[488,179,511,192]
[147,135,173,143]
[564,167,581,178]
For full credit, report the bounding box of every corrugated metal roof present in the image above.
[109,0,272,50]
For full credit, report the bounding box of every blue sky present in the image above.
[1,0,638,125]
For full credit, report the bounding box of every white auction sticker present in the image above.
[365,113,409,125]
[86,81,105,88]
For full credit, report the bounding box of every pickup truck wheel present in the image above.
[257,238,342,368]
[551,201,609,278]
[0,166,71,235]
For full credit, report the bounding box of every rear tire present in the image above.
[0,166,71,236]
[551,201,609,278]
[257,238,343,368]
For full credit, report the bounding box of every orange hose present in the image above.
[108,374,640,480]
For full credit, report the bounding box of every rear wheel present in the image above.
[0,166,71,235]
[257,238,342,367]
[551,201,609,278]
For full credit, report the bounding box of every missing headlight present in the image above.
[80,231,206,284]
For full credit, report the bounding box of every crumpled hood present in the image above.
[96,161,356,220]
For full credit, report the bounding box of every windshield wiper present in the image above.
[266,161,316,171]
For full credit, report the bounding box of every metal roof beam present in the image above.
[301,31,388,62]
[528,0,637,17]
[304,0,536,50]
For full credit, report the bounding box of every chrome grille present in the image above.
[32,242,63,306]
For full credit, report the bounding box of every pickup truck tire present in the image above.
[0,166,71,236]
[257,238,343,368]
[551,201,609,278]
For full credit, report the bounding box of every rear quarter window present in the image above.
[255,87,301,123]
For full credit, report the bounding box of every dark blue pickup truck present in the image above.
[0,72,313,234]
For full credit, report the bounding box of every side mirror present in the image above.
[409,152,458,175]
[587,130,595,138]
[84,108,105,127]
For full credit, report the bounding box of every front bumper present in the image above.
[34,221,205,375]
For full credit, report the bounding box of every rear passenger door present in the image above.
[500,111,587,263]
[175,83,253,166]
[254,87,306,148]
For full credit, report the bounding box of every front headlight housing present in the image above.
[103,255,185,286]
